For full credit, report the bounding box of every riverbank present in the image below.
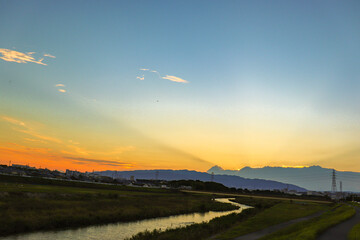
[215,199,329,239]
[0,181,236,237]
[127,208,260,240]
[127,197,330,240]
[262,204,355,240]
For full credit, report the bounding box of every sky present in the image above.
[0,0,360,172]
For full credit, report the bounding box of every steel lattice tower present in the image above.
[331,169,337,193]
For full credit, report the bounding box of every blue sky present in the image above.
[0,0,360,171]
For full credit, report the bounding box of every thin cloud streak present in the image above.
[64,156,136,167]
[44,53,56,58]
[162,75,188,83]
[0,48,48,65]
[1,115,62,144]
[138,68,189,83]
[1,116,25,126]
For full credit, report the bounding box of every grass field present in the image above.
[215,199,330,239]
[0,178,236,237]
[348,223,360,240]
[126,195,329,240]
[126,195,280,240]
[260,204,355,240]
[348,202,360,240]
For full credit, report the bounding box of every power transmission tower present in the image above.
[211,172,214,182]
[331,169,337,193]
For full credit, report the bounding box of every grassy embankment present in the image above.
[127,208,260,240]
[127,196,278,240]
[127,196,329,240]
[0,175,236,237]
[348,223,360,240]
[215,197,329,239]
[259,204,355,240]
[348,202,360,240]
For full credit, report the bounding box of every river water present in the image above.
[1,198,250,240]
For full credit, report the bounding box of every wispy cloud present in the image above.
[138,68,189,83]
[44,53,56,58]
[1,115,62,144]
[64,156,136,167]
[24,138,46,143]
[62,144,135,157]
[0,143,51,155]
[55,83,67,93]
[0,48,54,65]
[162,75,188,83]
[1,116,25,126]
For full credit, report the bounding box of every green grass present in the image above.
[126,196,278,240]
[348,223,360,240]
[0,180,237,236]
[126,196,329,240]
[260,204,356,240]
[348,202,360,240]
[0,174,166,194]
[215,201,329,239]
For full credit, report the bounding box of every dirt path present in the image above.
[317,206,360,240]
[230,211,324,240]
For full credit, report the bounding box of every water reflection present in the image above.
[1,198,250,240]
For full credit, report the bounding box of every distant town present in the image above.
[0,163,187,189]
[0,163,358,201]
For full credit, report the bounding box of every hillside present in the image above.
[96,169,307,192]
[207,165,360,192]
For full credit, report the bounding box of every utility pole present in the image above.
[155,170,159,181]
[340,181,343,200]
[340,181,342,193]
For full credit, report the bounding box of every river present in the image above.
[1,198,250,240]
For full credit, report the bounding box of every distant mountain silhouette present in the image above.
[96,169,306,192]
[207,165,360,192]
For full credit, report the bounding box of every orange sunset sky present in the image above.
[1,1,360,172]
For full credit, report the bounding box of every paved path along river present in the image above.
[232,211,324,240]
[317,206,360,240]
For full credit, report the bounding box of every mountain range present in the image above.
[96,169,306,192]
[207,165,360,192]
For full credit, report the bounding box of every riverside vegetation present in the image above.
[260,204,355,240]
[0,175,236,237]
[127,196,329,240]
[348,202,360,240]
[1,174,347,240]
